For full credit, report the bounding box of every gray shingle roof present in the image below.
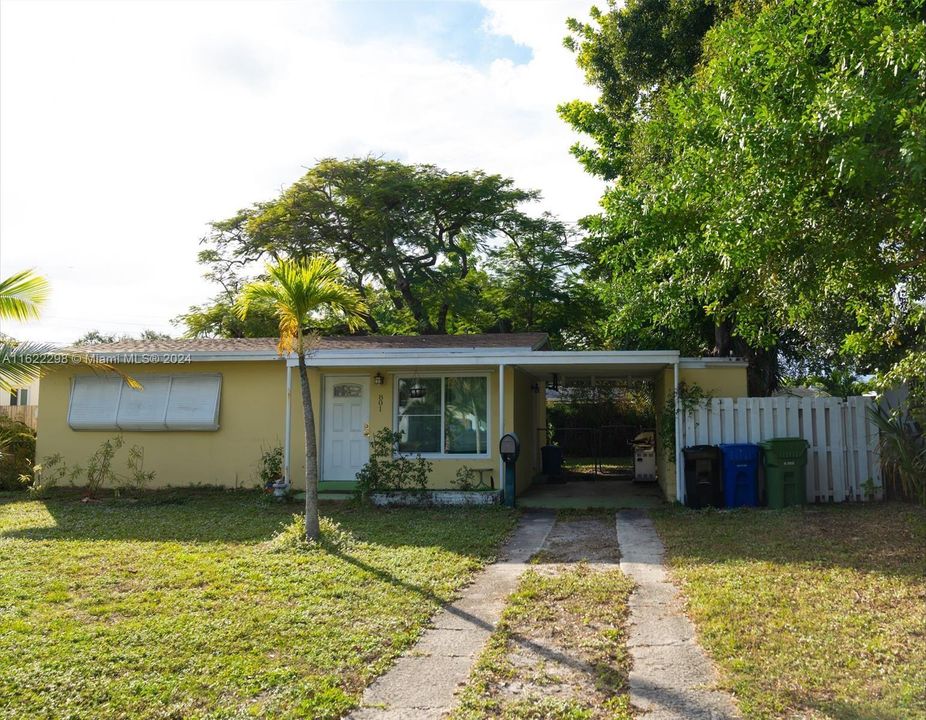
[72,333,549,354]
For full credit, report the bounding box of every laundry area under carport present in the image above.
[497,351,750,509]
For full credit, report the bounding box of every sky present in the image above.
[0,0,603,344]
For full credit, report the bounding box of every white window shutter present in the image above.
[164,374,221,430]
[68,374,222,431]
[116,377,171,430]
[68,376,122,430]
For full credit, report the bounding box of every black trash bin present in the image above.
[682,445,723,509]
[541,445,563,477]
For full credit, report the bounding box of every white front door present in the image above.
[322,376,370,482]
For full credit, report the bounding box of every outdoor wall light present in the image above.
[374,372,384,385]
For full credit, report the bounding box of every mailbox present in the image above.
[499,432,520,463]
[499,433,520,508]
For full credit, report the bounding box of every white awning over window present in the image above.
[68,374,222,431]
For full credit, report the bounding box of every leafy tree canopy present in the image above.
[181,157,601,348]
[74,329,172,345]
[562,0,926,394]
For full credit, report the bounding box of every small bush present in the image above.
[258,445,284,486]
[355,428,433,497]
[27,436,156,497]
[265,514,357,553]
[452,466,478,491]
[0,418,35,491]
[28,453,77,496]
[120,445,156,493]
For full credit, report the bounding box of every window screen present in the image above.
[68,374,222,431]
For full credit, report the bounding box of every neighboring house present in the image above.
[35,334,748,502]
[0,378,40,428]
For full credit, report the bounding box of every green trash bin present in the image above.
[759,438,810,509]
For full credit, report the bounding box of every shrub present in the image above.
[265,514,357,553]
[82,435,124,496]
[26,436,157,497]
[355,428,432,497]
[869,404,925,505]
[0,417,36,490]
[28,453,78,496]
[258,445,284,486]
[120,444,156,493]
[452,465,479,491]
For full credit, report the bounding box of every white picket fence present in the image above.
[679,396,882,502]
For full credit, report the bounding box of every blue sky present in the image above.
[334,1,533,68]
[0,0,600,343]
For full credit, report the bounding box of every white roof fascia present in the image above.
[511,350,680,366]
[290,349,681,369]
[679,357,750,369]
[84,351,282,363]
[309,346,534,358]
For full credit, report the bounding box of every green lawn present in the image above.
[561,456,632,476]
[652,503,926,720]
[0,491,516,720]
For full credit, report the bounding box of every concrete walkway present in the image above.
[349,511,556,720]
[616,510,740,719]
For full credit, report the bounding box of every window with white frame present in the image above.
[68,374,222,431]
[395,375,489,456]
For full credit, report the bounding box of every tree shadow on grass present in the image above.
[0,490,515,556]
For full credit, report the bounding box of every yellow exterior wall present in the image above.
[679,366,748,398]
[290,367,505,491]
[654,367,675,502]
[511,367,542,494]
[655,363,750,503]
[35,361,287,489]
[36,357,746,497]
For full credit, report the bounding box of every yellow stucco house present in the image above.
[36,333,748,502]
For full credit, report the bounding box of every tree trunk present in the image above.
[714,321,733,356]
[298,352,320,541]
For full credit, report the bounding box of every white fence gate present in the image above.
[679,396,882,502]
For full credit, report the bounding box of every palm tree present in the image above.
[0,269,51,392]
[237,257,367,540]
[0,269,137,394]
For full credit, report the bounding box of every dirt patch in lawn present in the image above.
[451,514,634,720]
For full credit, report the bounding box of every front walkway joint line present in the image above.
[616,510,740,720]
[349,511,556,720]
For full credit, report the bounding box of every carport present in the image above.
[496,350,684,504]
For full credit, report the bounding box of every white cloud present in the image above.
[0,0,601,343]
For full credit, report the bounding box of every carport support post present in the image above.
[283,364,292,484]
[674,361,684,503]
[498,363,505,491]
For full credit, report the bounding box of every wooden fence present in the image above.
[0,405,38,430]
[679,396,882,502]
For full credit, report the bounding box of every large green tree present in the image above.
[484,214,605,347]
[199,157,538,336]
[562,0,926,394]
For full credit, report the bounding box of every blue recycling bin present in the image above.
[717,443,760,507]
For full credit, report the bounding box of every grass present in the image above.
[0,490,516,720]
[561,456,632,476]
[452,514,634,720]
[651,503,926,720]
